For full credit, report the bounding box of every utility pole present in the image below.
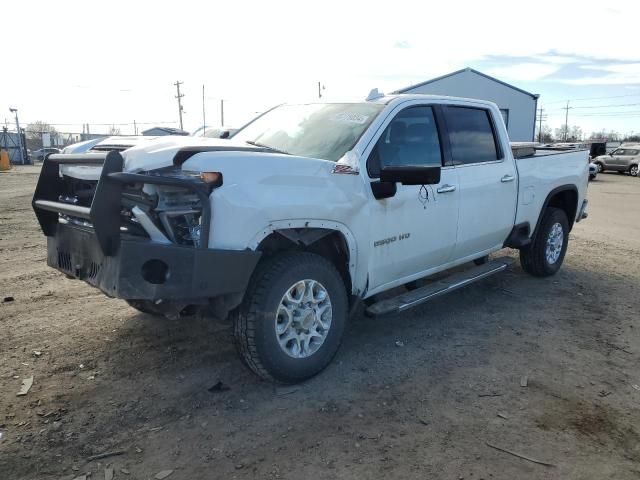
[538,108,544,143]
[174,81,185,130]
[133,120,137,135]
[563,101,571,141]
[536,108,548,143]
[9,108,25,164]
[202,84,206,132]
[220,99,224,127]
[318,81,322,99]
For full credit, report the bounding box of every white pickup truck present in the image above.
[33,92,589,383]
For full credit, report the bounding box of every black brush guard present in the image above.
[32,151,260,301]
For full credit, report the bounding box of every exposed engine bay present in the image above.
[57,171,204,247]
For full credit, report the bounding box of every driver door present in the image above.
[365,104,460,292]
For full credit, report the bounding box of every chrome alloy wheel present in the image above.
[545,222,564,265]
[275,279,332,358]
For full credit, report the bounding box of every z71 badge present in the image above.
[374,232,410,247]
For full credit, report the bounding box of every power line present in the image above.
[543,93,640,105]
[573,111,640,117]
[551,102,640,111]
[20,121,176,127]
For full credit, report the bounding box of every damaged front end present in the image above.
[32,150,260,317]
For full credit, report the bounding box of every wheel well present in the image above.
[256,229,352,293]
[543,188,578,233]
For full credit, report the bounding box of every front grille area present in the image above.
[57,251,72,272]
[88,261,101,279]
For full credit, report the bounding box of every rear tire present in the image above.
[519,207,569,277]
[630,164,638,177]
[233,252,348,383]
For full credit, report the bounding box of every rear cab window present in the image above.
[443,106,502,165]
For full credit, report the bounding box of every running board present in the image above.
[366,258,514,317]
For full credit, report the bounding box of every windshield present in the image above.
[233,103,384,161]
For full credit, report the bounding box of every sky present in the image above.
[3,0,640,138]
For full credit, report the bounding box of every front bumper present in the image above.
[34,150,261,302]
[49,222,261,301]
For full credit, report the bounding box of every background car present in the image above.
[31,147,60,161]
[592,147,639,176]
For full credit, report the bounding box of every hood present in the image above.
[121,136,266,171]
[59,136,276,180]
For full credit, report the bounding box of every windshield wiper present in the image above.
[245,141,290,155]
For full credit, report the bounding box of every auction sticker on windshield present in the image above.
[332,112,369,124]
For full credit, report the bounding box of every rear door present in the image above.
[442,106,517,260]
[620,149,639,171]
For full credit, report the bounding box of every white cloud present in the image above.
[484,63,561,82]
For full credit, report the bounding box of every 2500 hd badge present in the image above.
[374,232,411,247]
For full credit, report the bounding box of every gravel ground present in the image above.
[1,166,639,480]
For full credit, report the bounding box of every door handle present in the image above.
[501,174,515,183]
[436,184,456,193]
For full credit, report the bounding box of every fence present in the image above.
[0,129,28,165]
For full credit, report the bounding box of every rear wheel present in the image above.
[233,252,348,383]
[630,164,639,177]
[520,207,569,277]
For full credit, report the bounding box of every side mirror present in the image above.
[380,165,441,185]
[370,181,397,200]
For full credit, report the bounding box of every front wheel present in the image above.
[595,162,604,173]
[630,165,639,177]
[519,207,569,277]
[233,252,348,383]
[126,299,163,316]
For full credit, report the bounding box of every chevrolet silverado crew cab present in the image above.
[32,91,589,383]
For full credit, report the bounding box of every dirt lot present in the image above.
[1,166,639,480]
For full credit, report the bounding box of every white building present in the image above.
[394,68,539,142]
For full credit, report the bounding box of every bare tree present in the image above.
[25,121,58,150]
[554,125,582,142]
[568,126,583,142]
[539,124,554,143]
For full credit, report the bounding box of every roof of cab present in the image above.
[370,93,499,109]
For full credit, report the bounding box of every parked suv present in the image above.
[592,147,639,176]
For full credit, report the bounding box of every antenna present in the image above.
[366,88,384,101]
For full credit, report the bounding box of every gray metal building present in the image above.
[394,68,539,142]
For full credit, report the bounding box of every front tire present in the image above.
[519,207,569,277]
[233,252,348,383]
[126,300,162,316]
[595,162,604,173]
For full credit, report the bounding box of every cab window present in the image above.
[443,106,500,164]
[367,106,443,177]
